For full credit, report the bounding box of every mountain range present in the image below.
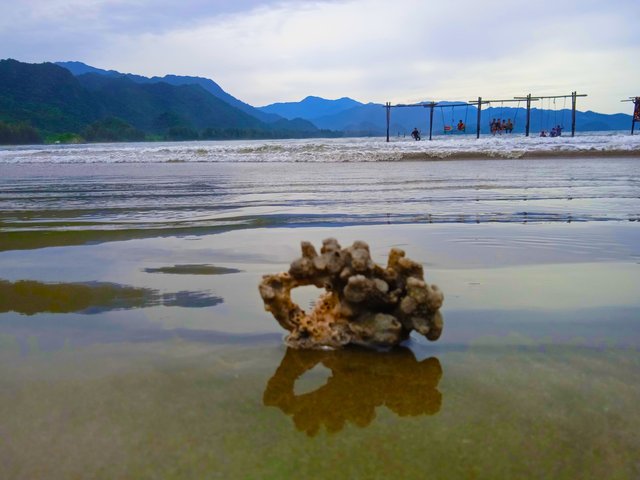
[0,59,329,143]
[0,58,634,144]
[56,61,282,124]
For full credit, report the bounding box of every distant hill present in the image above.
[0,59,332,144]
[56,61,283,124]
[311,103,385,134]
[76,73,265,132]
[258,96,363,121]
[0,59,102,133]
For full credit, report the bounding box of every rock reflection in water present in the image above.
[263,347,442,436]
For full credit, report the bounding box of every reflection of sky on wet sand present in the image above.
[263,347,442,436]
[0,223,638,350]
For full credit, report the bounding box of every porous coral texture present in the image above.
[259,239,444,349]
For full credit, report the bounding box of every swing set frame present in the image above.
[620,97,640,135]
[514,92,586,137]
[385,91,587,142]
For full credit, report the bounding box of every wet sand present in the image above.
[1,222,639,479]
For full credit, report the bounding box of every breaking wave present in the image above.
[1,133,639,164]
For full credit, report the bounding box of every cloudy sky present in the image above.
[1,0,638,113]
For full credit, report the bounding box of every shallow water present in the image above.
[1,142,639,478]
[1,156,639,253]
[1,224,639,479]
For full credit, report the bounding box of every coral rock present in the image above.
[259,239,444,349]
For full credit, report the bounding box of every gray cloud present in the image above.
[0,0,638,113]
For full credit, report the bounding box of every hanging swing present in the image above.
[442,105,453,133]
[457,104,469,133]
[549,98,563,137]
[507,100,521,134]
[490,102,505,134]
[499,101,506,133]
[443,104,469,134]
[539,98,548,136]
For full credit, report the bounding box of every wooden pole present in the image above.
[385,102,390,142]
[525,93,531,137]
[571,91,577,137]
[429,103,434,141]
[476,97,482,139]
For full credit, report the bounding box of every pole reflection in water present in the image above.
[263,346,442,436]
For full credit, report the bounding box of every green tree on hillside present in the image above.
[83,117,145,142]
[0,121,42,145]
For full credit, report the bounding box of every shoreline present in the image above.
[2,218,639,253]
[397,149,640,161]
[2,150,640,163]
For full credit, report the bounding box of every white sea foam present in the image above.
[1,132,639,164]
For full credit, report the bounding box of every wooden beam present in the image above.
[571,91,577,137]
[525,93,531,137]
[385,102,390,143]
[476,97,482,139]
[429,103,434,141]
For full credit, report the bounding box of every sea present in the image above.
[1,134,639,479]
[1,134,640,240]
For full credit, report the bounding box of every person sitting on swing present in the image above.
[411,127,421,141]
[505,118,513,134]
[457,119,465,132]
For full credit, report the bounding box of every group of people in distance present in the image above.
[490,118,514,134]
[412,120,465,140]
[540,125,563,137]
[410,120,563,139]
